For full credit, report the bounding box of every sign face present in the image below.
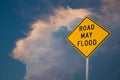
[67,17,110,58]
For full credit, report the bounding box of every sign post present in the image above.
[66,17,110,80]
[86,58,89,80]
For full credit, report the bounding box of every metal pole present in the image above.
[86,58,89,80]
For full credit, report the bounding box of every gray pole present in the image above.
[86,58,89,80]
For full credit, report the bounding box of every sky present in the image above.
[0,0,120,80]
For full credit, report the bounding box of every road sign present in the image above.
[67,17,110,58]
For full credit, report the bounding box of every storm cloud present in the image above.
[12,0,120,80]
[12,7,90,80]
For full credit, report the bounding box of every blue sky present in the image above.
[0,0,120,80]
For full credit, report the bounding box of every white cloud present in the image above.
[12,7,91,63]
[12,7,91,80]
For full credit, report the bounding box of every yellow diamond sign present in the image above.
[67,17,110,58]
